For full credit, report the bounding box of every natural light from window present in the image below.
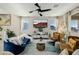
[70,19,78,32]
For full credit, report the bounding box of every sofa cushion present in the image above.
[72,49,79,55]
[9,37,20,45]
[4,41,25,55]
[18,34,33,43]
[22,37,30,43]
[60,48,69,55]
[4,39,31,55]
[68,38,76,49]
[21,37,30,47]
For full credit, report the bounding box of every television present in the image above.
[33,19,48,28]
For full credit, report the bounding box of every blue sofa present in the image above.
[4,37,30,55]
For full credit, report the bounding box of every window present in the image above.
[48,18,57,31]
[70,19,78,32]
[21,18,29,32]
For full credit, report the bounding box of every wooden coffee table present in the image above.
[36,43,45,51]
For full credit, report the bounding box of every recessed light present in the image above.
[53,4,59,8]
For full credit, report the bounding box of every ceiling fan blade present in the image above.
[29,9,38,13]
[29,11,34,13]
[34,3,41,9]
[38,13,42,16]
[41,9,51,12]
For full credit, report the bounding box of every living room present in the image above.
[0,3,79,55]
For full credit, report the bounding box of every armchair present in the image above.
[49,32,65,42]
[59,36,79,55]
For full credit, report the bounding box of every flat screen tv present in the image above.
[33,18,48,28]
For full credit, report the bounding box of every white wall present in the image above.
[2,14,21,36]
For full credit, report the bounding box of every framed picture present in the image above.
[0,14,11,26]
[33,18,48,28]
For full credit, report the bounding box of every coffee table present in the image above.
[36,42,45,51]
[33,39,54,51]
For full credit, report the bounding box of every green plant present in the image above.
[38,28,43,32]
[0,27,3,31]
[0,17,2,21]
[6,29,16,38]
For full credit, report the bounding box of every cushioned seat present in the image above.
[55,41,61,48]
[4,38,30,55]
[59,36,79,55]
[4,41,24,55]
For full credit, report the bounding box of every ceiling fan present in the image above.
[29,3,52,16]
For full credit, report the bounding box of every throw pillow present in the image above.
[72,49,79,55]
[19,34,32,41]
[60,48,69,55]
[9,37,20,45]
[68,38,76,49]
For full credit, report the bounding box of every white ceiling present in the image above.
[0,3,79,16]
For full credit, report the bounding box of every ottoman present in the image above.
[36,43,45,51]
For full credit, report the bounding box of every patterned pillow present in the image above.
[9,37,20,45]
[68,38,76,49]
[18,34,32,42]
[60,48,69,55]
[22,37,30,44]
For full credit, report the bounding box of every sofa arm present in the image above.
[21,38,30,47]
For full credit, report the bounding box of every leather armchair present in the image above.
[60,36,79,54]
[49,32,65,42]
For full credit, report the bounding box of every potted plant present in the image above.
[6,29,16,38]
